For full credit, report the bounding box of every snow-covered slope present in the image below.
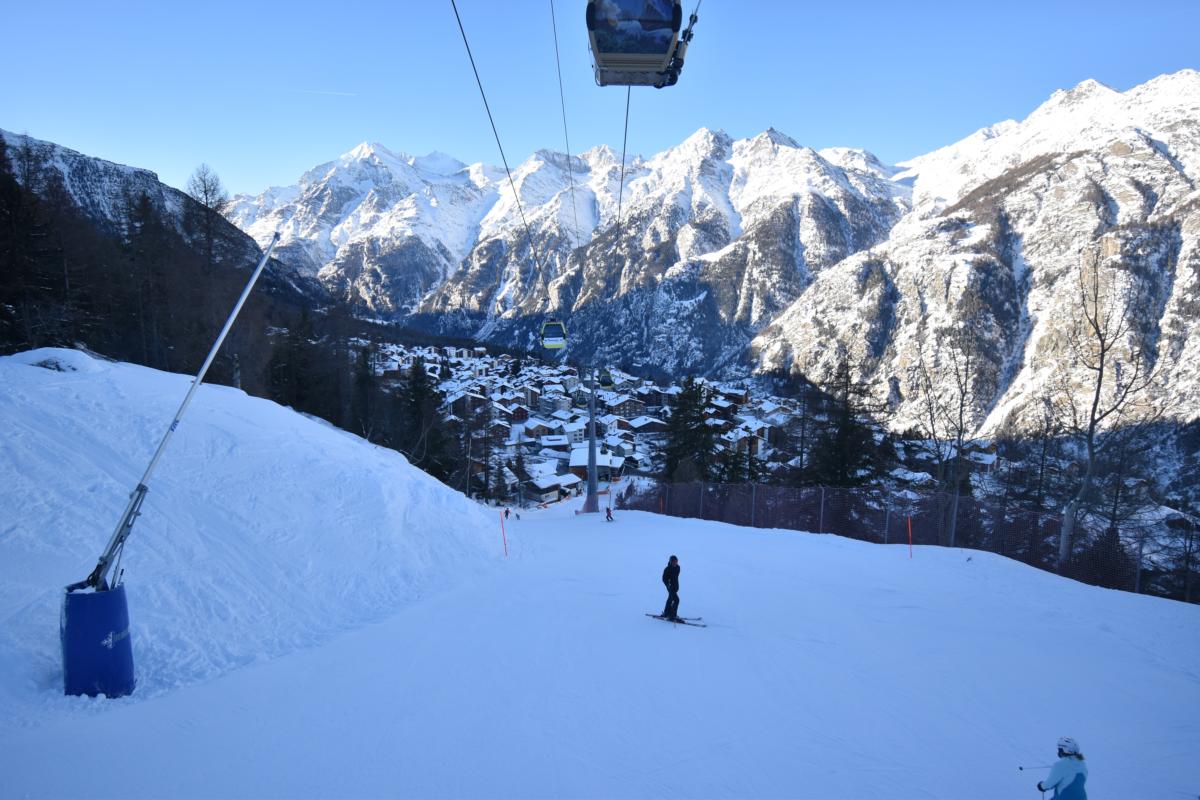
[2,445,1197,797]
[0,348,500,728]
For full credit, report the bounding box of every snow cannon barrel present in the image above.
[61,584,135,697]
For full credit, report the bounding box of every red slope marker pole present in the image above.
[499,511,508,557]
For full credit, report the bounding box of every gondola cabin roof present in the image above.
[587,0,683,87]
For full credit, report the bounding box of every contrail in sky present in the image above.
[289,89,359,97]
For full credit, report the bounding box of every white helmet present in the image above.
[1056,736,1081,756]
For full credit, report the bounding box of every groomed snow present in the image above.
[2,350,1198,799]
[0,349,500,724]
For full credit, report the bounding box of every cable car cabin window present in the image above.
[591,0,680,56]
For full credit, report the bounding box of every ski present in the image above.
[645,613,707,627]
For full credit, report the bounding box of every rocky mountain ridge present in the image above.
[222,70,1200,436]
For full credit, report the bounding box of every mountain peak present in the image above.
[346,141,385,160]
[582,143,620,163]
[669,127,732,161]
[682,126,730,146]
[1035,77,1118,116]
[410,151,466,176]
[752,128,800,149]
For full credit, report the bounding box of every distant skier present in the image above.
[661,555,680,620]
[605,507,614,522]
[504,507,511,520]
[1036,737,1087,799]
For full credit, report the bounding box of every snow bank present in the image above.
[0,348,500,723]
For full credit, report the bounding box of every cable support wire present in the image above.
[550,0,581,249]
[615,86,631,240]
[449,0,548,280]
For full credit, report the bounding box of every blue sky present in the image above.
[3,0,1197,196]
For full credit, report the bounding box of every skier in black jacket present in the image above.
[661,555,681,620]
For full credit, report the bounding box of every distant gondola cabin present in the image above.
[541,318,567,350]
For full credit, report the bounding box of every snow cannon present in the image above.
[61,582,135,697]
[58,232,281,698]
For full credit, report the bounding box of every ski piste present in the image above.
[646,613,707,627]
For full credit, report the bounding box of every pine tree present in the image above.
[395,356,454,482]
[351,342,378,440]
[663,377,717,482]
[807,359,885,487]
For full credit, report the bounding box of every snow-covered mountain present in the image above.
[227,142,506,314]
[233,127,908,375]
[754,70,1200,435]
[230,70,1200,435]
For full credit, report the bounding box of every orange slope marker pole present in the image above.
[499,510,508,557]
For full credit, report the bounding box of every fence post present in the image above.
[819,487,825,534]
[751,483,757,528]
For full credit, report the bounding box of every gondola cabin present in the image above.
[541,318,568,350]
[586,0,686,88]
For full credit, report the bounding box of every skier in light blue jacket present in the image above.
[1037,736,1087,799]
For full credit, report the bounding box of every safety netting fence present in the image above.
[616,481,1194,599]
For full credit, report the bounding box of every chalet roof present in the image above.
[530,474,564,490]
[628,415,665,429]
[526,460,560,477]
[569,448,626,469]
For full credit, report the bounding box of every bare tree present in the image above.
[186,163,229,272]
[1053,240,1159,570]
[913,323,979,547]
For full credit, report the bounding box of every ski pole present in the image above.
[1018,765,1051,800]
